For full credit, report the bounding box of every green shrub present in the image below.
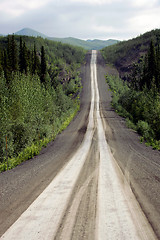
[137,121,152,140]
[126,118,137,131]
[106,74,160,150]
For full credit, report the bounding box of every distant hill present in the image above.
[49,37,119,50]
[15,28,48,38]
[101,29,160,79]
[87,39,119,49]
[14,28,119,50]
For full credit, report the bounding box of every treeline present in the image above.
[0,35,46,83]
[0,35,85,85]
[0,35,86,171]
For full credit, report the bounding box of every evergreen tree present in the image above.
[155,44,160,89]
[7,35,11,72]
[19,37,31,74]
[147,40,156,88]
[0,50,3,74]
[2,49,10,83]
[27,47,32,73]
[141,54,149,89]
[19,37,24,73]
[22,42,28,74]
[7,35,18,72]
[32,43,40,74]
[40,46,47,83]
[141,41,158,90]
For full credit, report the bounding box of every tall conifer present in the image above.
[40,46,47,83]
[147,40,156,88]
[32,43,40,74]
[8,35,18,72]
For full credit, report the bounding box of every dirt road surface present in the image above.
[0,51,159,239]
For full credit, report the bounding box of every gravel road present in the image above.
[0,50,159,239]
[96,51,160,239]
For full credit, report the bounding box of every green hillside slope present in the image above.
[101,29,160,79]
[49,37,119,50]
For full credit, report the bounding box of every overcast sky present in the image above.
[0,0,160,40]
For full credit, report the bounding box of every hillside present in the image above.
[14,28,119,50]
[102,29,160,150]
[101,29,160,79]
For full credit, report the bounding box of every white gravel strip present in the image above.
[1,52,96,240]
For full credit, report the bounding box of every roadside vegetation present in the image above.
[102,30,160,150]
[0,35,86,172]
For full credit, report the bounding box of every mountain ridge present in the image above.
[14,28,120,50]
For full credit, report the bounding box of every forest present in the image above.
[102,30,160,150]
[0,35,86,172]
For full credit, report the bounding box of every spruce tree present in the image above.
[19,37,24,73]
[141,41,158,90]
[40,46,47,83]
[19,37,31,74]
[2,49,10,83]
[32,43,40,75]
[156,44,160,90]
[147,40,156,88]
[0,49,2,74]
[7,35,18,72]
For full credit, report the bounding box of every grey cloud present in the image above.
[0,0,159,40]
